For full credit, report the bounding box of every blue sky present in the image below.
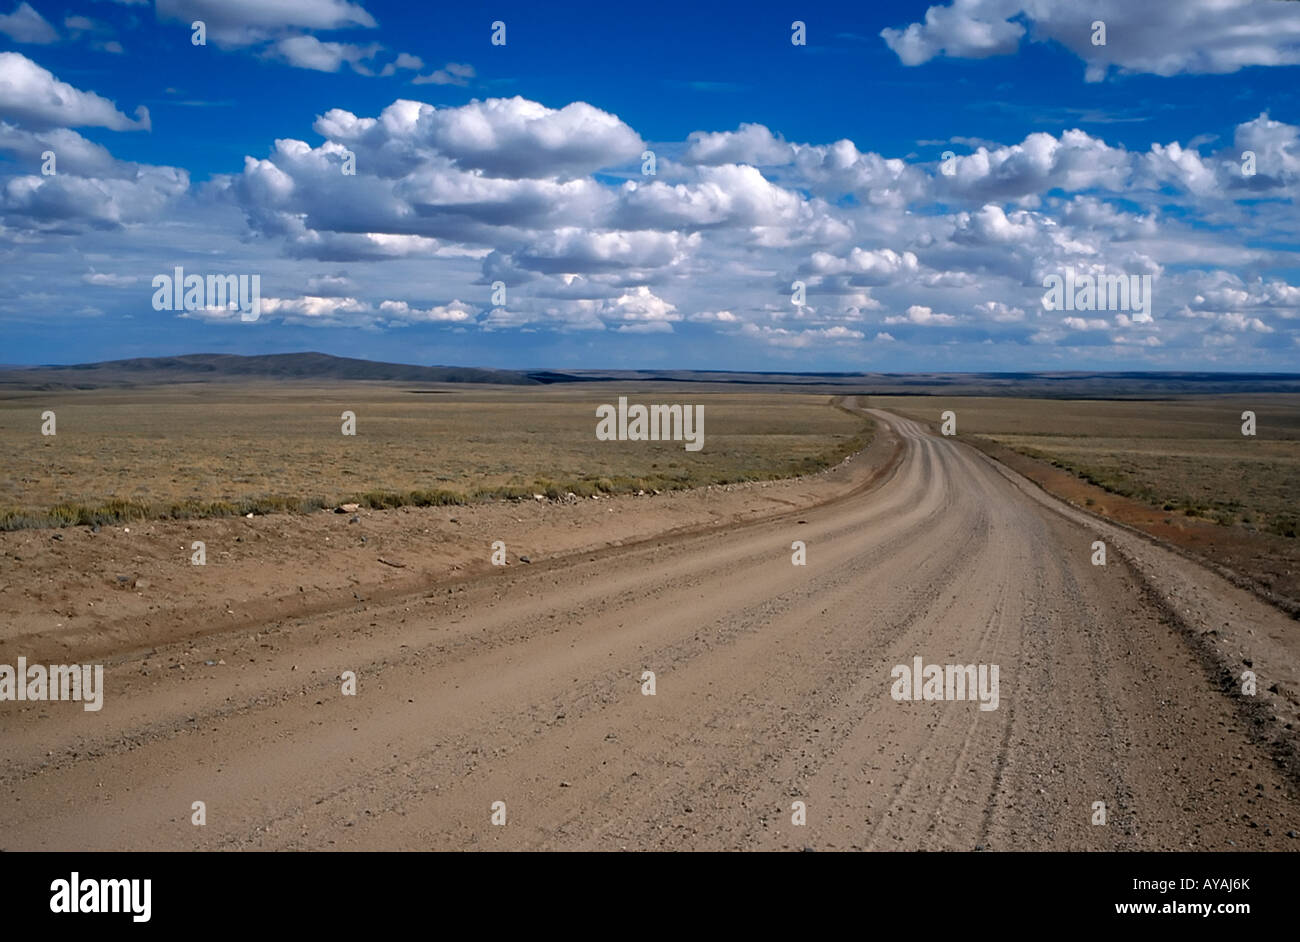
[2,0,1299,371]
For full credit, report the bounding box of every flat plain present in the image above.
[0,382,870,528]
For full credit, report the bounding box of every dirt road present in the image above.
[3,406,1297,850]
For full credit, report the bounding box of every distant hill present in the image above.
[530,368,1300,397]
[2,354,1299,397]
[0,352,538,390]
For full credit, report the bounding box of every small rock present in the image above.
[533,493,545,501]
[349,515,359,524]
[133,578,150,590]
[520,555,532,564]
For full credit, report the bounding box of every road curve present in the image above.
[2,406,1297,850]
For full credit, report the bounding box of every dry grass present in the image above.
[0,382,870,529]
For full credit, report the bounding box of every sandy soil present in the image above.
[1,402,1297,850]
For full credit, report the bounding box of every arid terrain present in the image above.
[0,381,868,528]
[2,394,1298,851]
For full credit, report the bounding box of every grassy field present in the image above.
[869,394,1300,539]
[0,382,871,529]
